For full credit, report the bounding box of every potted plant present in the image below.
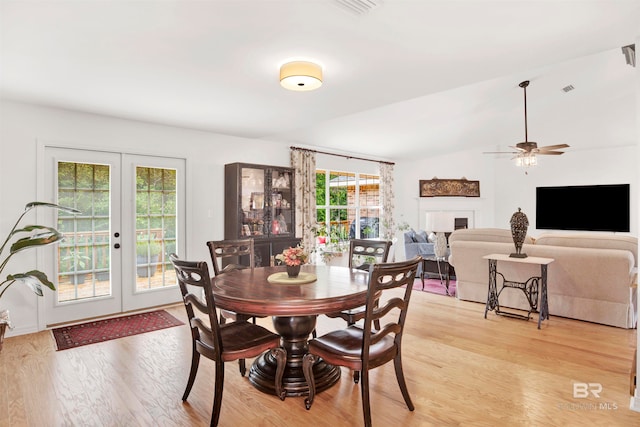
[0,201,80,351]
[93,233,110,281]
[60,248,91,284]
[94,256,110,282]
[136,236,162,277]
[275,245,308,278]
[313,222,327,245]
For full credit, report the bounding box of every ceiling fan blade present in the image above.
[509,145,526,151]
[483,151,518,154]
[537,151,565,155]
[538,144,569,151]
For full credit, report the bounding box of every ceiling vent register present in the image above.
[333,0,383,15]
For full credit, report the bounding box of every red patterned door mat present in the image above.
[52,309,184,350]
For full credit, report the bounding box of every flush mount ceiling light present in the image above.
[279,61,323,91]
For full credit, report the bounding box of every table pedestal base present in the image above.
[248,315,341,397]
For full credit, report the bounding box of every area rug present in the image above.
[52,309,184,351]
[412,278,457,297]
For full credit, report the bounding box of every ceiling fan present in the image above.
[484,80,569,163]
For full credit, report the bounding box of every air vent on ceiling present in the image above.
[622,44,636,67]
[333,0,383,15]
[562,85,575,93]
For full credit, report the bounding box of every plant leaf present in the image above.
[7,270,56,296]
[25,202,81,215]
[10,226,64,253]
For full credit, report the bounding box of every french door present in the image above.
[42,147,185,325]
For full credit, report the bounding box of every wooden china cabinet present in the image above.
[224,162,301,267]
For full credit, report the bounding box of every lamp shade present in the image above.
[280,61,323,91]
[427,212,454,233]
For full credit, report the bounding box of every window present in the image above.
[315,169,381,247]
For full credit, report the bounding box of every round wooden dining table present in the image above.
[211,264,370,397]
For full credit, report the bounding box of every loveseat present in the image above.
[404,230,435,274]
[448,228,637,329]
[404,229,435,255]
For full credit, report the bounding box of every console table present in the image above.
[482,253,554,329]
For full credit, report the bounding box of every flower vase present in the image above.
[286,264,301,278]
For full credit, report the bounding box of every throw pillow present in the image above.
[414,230,428,243]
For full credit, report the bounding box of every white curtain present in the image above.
[290,148,317,253]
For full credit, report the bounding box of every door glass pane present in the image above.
[135,166,177,292]
[57,162,111,303]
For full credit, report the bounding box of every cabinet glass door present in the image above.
[241,167,266,237]
[269,168,294,237]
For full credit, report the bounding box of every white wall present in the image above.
[394,148,497,231]
[0,100,293,335]
[394,120,637,240]
[1,94,638,336]
[0,100,389,336]
[494,145,637,237]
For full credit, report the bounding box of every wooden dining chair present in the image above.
[325,239,392,370]
[326,239,392,323]
[348,239,393,271]
[207,238,265,375]
[207,238,255,277]
[206,238,256,324]
[170,254,286,427]
[302,256,421,427]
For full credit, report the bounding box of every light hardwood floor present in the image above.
[1,288,637,426]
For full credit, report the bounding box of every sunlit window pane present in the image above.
[135,166,178,292]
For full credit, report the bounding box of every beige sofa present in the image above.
[448,228,637,329]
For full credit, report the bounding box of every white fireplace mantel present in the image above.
[418,197,483,231]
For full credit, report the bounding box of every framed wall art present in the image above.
[419,178,480,197]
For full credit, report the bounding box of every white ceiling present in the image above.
[1,0,639,161]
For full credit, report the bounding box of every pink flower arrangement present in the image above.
[275,246,308,266]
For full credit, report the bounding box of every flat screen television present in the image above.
[536,184,630,232]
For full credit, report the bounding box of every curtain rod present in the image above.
[290,146,395,166]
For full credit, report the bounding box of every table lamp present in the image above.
[429,212,454,259]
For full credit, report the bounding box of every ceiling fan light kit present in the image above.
[515,152,538,168]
